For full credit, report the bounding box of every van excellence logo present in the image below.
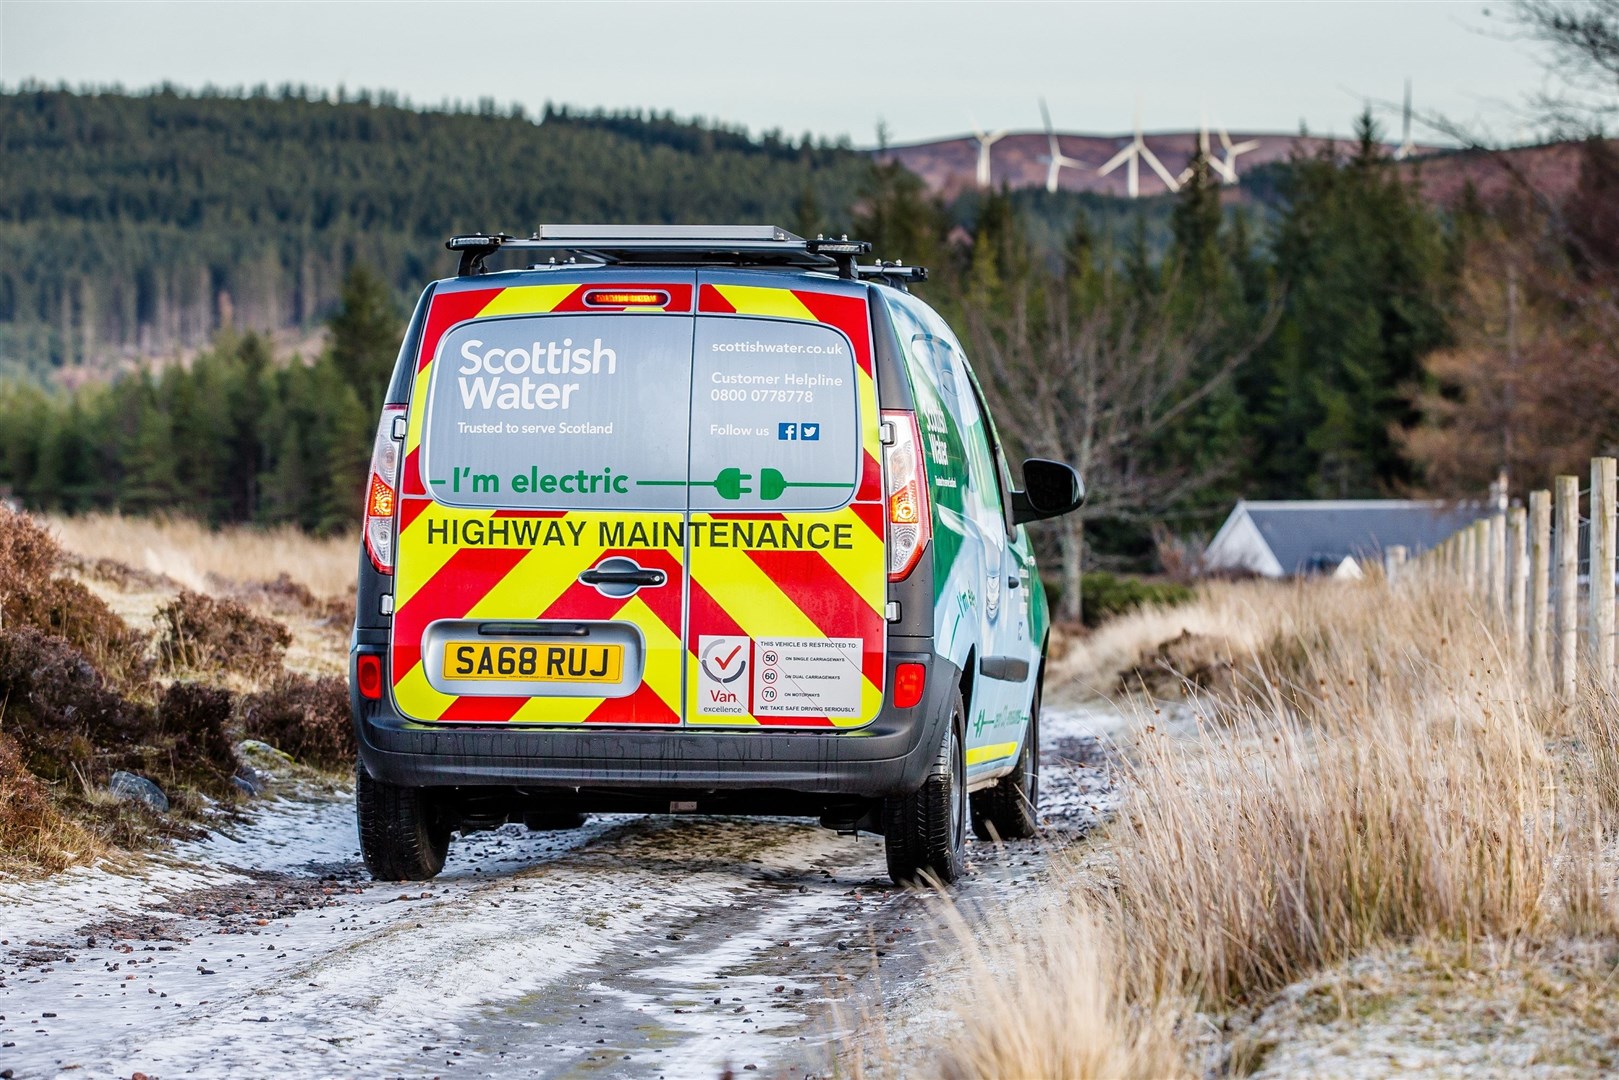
[454,336,618,411]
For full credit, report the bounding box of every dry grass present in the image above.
[52,513,353,681]
[932,900,1191,1080]
[933,575,1619,1077]
[0,732,106,874]
[45,512,357,599]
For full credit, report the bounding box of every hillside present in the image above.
[876,129,1439,199]
[878,129,1603,213]
[0,89,871,374]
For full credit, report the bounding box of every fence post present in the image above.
[1489,512,1507,614]
[1529,490,1551,683]
[1475,520,1491,597]
[1593,458,1618,684]
[1556,475,1581,698]
[1386,544,1408,583]
[1461,523,1473,592]
[1508,506,1528,652]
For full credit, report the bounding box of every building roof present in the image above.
[1205,499,1491,577]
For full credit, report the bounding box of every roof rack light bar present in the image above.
[534,224,796,243]
[444,226,907,281]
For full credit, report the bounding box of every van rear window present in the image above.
[421,314,693,511]
[690,317,860,512]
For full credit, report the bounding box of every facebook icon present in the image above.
[778,422,797,440]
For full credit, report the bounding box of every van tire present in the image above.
[971,680,1040,841]
[356,763,451,881]
[883,689,968,886]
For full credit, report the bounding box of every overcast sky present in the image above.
[0,0,1554,146]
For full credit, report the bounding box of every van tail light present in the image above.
[356,653,384,700]
[363,405,407,574]
[892,662,926,709]
[882,409,931,581]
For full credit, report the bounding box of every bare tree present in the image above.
[966,266,1273,623]
[1514,0,1619,131]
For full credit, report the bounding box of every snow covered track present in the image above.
[0,705,1121,1078]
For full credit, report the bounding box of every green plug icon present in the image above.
[713,467,753,500]
[760,468,788,502]
[689,467,851,502]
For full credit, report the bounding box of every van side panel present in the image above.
[684,275,887,729]
[877,291,980,679]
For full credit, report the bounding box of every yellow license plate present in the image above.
[444,642,624,683]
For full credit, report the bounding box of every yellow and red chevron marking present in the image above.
[684,508,885,728]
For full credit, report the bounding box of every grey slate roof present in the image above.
[1211,500,1492,576]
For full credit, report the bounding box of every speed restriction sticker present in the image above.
[753,637,862,717]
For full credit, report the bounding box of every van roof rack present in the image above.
[445,226,925,284]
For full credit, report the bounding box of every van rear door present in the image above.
[390,273,696,725]
[684,273,887,728]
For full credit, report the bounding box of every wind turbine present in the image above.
[1393,79,1415,160]
[1097,103,1179,198]
[1038,99,1086,193]
[1213,124,1260,184]
[970,119,1006,187]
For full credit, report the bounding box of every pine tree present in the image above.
[1253,109,1449,496]
[793,183,821,240]
[852,161,949,282]
[1168,149,1224,293]
[227,333,270,521]
[119,373,178,513]
[328,263,402,411]
[318,373,371,535]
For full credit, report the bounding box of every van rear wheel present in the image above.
[356,763,451,881]
[971,680,1041,841]
[883,689,968,886]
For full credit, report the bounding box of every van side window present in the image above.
[962,364,1018,536]
[949,356,1007,528]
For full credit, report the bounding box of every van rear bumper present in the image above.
[350,642,955,799]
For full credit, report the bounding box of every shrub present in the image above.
[0,626,147,783]
[0,627,240,800]
[154,681,239,796]
[238,673,353,770]
[1119,627,1237,697]
[155,589,291,677]
[0,507,152,687]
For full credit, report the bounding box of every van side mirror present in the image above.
[1011,459,1085,524]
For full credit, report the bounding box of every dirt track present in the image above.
[0,703,1120,1079]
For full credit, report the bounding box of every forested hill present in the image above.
[0,88,871,373]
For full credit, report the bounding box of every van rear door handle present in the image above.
[579,568,666,587]
[578,556,669,598]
